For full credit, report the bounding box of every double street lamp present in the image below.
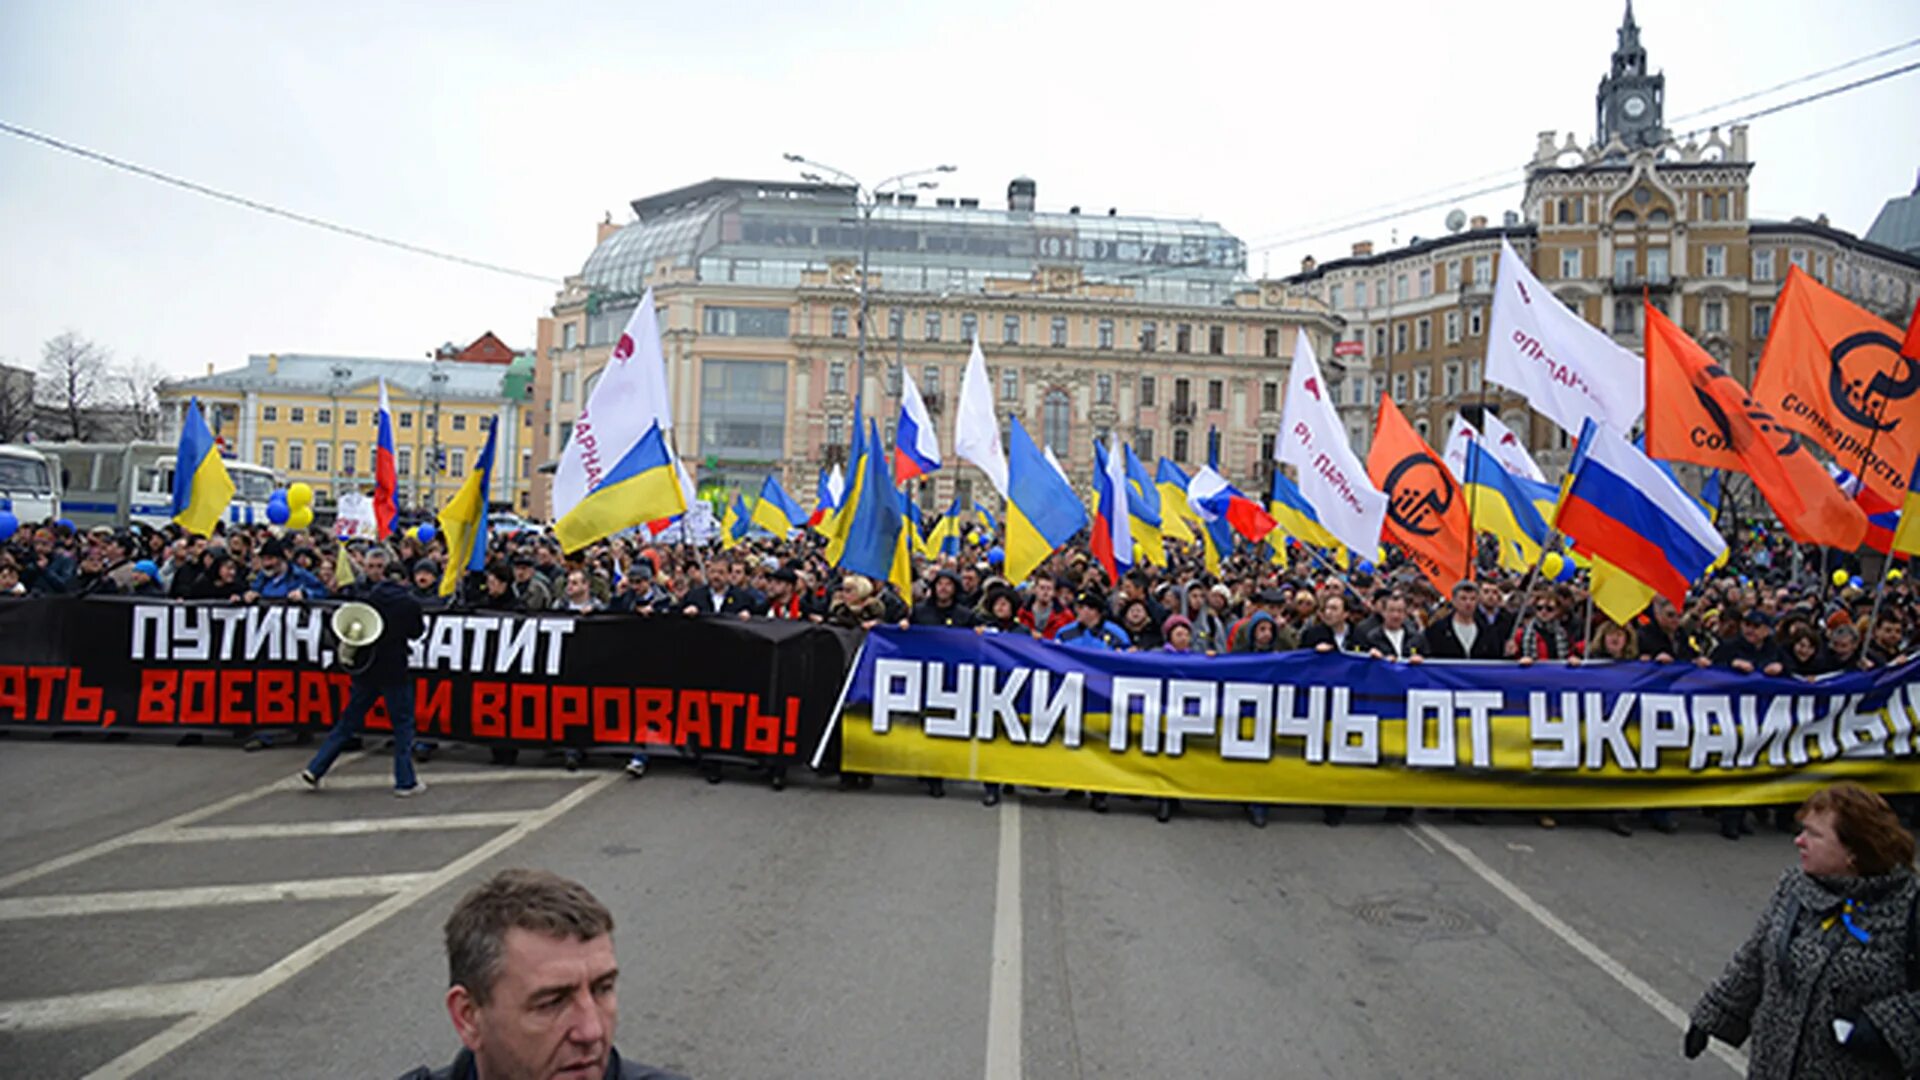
[782,154,957,410]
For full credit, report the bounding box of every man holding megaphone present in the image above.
[300,543,429,796]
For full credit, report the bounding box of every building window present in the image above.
[1647,247,1670,283]
[1395,273,1409,301]
[288,442,303,471]
[1415,418,1431,443]
[343,408,358,427]
[1327,379,1342,405]
[1814,253,1829,283]
[452,414,468,432]
[1050,316,1067,347]
[1473,256,1491,285]
[562,323,577,350]
[1416,318,1432,351]
[520,450,532,480]
[1703,245,1726,277]
[1175,324,1192,353]
[830,307,849,338]
[1097,374,1113,405]
[1393,372,1408,400]
[557,421,573,450]
[263,405,278,423]
[1329,284,1344,309]
[397,447,411,476]
[1745,249,1767,282]
[315,444,332,473]
[1373,373,1388,400]
[560,371,576,402]
[1173,378,1192,412]
[1207,379,1223,411]
[923,365,942,397]
[1468,360,1482,392]
[399,412,413,429]
[1208,326,1225,355]
[961,312,978,342]
[925,311,942,341]
[317,407,332,425]
[1172,429,1189,462]
[1394,323,1408,354]
[1445,310,1461,344]
[450,449,465,478]
[1003,314,1021,345]
[1043,390,1072,454]
[886,361,901,397]
[1140,321,1157,352]
[1355,280,1369,308]
[1613,248,1635,284]
[342,445,357,476]
[259,441,275,469]
[1419,267,1433,296]
[1001,368,1019,402]
[1613,297,1638,334]
[1753,302,1773,339]
[1703,300,1725,335]
[1263,327,1280,358]
[1469,308,1484,336]
[1374,326,1388,357]
[1789,249,1808,271]
[1262,381,1278,413]
[698,360,788,488]
[888,308,904,339]
[826,415,844,448]
[1097,319,1114,349]
[1560,249,1582,279]
[828,360,846,395]
[1414,367,1430,400]
[1444,362,1461,397]
[1136,429,1154,460]
[1140,375,1156,407]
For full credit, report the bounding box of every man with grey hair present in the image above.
[402,869,685,1080]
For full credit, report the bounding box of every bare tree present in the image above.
[0,361,33,442]
[37,332,111,441]
[114,357,168,440]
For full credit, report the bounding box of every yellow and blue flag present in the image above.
[751,473,807,537]
[1154,458,1198,544]
[1123,444,1166,567]
[837,418,910,596]
[1459,439,1552,574]
[170,397,235,536]
[555,423,685,553]
[1268,468,1341,552]
[1005,417,1089,585]
[1893,457,1920,557]
[436,418,497,596]
[721,493,753,550]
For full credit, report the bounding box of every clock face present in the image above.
[1623,94,1647,119]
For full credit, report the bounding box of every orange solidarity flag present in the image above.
[1644,301,1867,551]
[1366,394,1470,590]
[1749,266,1920,506]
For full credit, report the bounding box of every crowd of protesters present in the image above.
[3,513,1915,833]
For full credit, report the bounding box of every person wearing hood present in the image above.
[912,569,978,628]
[1119,596,1163,650]
[1160,614,1195,654]
[1232,610,1285,654]
[978,584,1025,634]
[1686,783,1919,1077]
[1187,583,1232,654]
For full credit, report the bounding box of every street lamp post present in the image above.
[329,363,351,504]
[782,154,956,415]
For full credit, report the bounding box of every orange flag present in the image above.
[1905,296,1920,361]
[1366,394,1470,590]
[1644,301,1866,551]
[1750,266,1919,506]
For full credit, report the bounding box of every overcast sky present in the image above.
[2,0,1916,382]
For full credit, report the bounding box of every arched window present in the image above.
[1613,210,1637,229]
[1647,209,1670,226]
[1043,389,1072,455]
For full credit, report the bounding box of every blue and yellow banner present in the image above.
[837,628,1920,809]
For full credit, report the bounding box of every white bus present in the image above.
[0,445,61,523]
[37,442,279,529]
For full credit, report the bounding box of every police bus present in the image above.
[0,444,61,523]
[36,441,279,529]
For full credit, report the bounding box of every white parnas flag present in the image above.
[1479,409,1547,483]
[1486,239,1643,438]
[552,287,674,518]
[954,336,1009,497]
[1275,332,1387,556]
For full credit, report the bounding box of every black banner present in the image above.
[0,598,858,768]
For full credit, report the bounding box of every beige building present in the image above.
[1279,5,1920,473]
[529,180,1349,519]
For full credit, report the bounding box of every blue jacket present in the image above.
[253,565,328,599]
[1057,620,1132,651]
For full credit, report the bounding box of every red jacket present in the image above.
[1020,603,1073,640]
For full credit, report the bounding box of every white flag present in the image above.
[552,287,673,519]
[954,337,1009,497]
[1275,331,1387,557]
[1479,410,1547,483]
[1485,239,1642,438]
[1441,414,1477,486]
[1102,431,1132,569]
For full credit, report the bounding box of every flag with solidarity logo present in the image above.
[1643,299,1865,551]
[1485,238,1643,437]
[1275,331,1387,557]
[1367,394,1470,590]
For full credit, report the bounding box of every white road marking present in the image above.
[1418,823,1747,1075]
[0,752,368,894]
[1399,824,1435,855]
[84,773,618,1080]
[0,978,249,1033]
[154,811,527,842]
[0,873,428,921]
[317,769,600,789]
[984,796,1023,1080]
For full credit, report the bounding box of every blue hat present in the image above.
[133,560,160,579]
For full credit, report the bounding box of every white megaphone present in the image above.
[331,601,385,674]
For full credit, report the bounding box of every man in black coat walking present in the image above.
[300,548,429,795]
[1425,580,1505,660]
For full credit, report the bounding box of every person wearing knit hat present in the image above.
[1160,614,1194,653]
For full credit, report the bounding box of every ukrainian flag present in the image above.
[1124,443,1166,567]
[1005,417,1088,585]
[751,473,807,537]
[1459,440,1551,574]
[822,401,867,551]
[436,418,497,596]
[1268,469,1341,552]
[1154,458,1198,543]
[837,418,910,596]
[170,398,234,537]
[1894,457,1920,557]
[721,493,753,550]
[555,423,685,553]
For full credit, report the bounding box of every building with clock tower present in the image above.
[1596,2,1666,151]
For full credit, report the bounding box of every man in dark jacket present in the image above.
[1361,592,1427,660]
[401,869,686,1080]
[1299,594,1363,653]
[678,559,758,617]
[1639,596,1708,666]
[1711,610,1784,676]
[300,552,428,795]
[1426,580,1503,660]
[911,570,977,628]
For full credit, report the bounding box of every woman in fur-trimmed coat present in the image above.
[1687,783,1920,1078]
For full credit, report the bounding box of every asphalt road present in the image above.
[0,734,1792,1079]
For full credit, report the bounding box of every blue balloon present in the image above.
[267,499,291,525]
[55,518,75,531]
[0,510,17,542]
[987,547,1004,565]
[268,490,289,508]
[1850,576,1864,589]
[417,524,437,543]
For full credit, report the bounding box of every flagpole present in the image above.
[1467,386,1490,582]
[663,428,708,586]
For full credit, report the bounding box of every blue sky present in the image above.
[2,0,1915,380]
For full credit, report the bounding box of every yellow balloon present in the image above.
[1832,568,1850,587]
[288,505,314,530]
[287,482,314,508]
[1542,552,1566,580]
[1891,568,1906,582]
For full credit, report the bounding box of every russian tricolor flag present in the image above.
[373,378,399,538]
[1187,465,1277,543]
[1556,419,1726,607]
[1091,435,1131,583]
[893,369,942,484]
